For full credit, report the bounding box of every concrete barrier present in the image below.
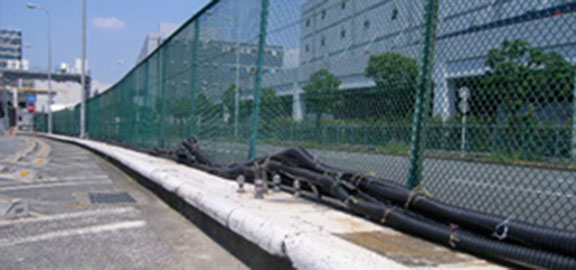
[43,134,501,270]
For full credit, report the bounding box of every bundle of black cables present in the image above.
[140,137,576,269]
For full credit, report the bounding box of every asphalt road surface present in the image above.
[0,136,248,270]
[199,140,576,230]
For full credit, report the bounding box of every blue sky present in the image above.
[0,0,211,84]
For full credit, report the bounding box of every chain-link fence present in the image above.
[35,0,576,230]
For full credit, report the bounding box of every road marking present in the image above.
[0,175,109,186]
[36,138,51,159]
[0,220,146,247]
[0,180,111,192]
[450,178,574,199]
[40,175,109,182]
[0,207,137,226]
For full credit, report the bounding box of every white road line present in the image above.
[450,178,574,199]
[0,220,146,247]
[40,175,110,182]
[0,180,111,192]
[0,175,110,186]
[0,207,137,226]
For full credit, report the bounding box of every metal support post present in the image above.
[46,9,53,134]
[406,0,440,189]
[248,0,270,159]
[1,74,8,130]
[80,0,87,138]
[158,48,166,148]
[13,83,19,130]
[189,20,200,137]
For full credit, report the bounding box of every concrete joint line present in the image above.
[0,220,146,247]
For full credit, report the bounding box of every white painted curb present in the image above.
[45,134,410,270]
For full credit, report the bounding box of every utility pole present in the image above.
[80,0,87,138]
[13,80,19,130]
[26,3,53,133]
[1,74,9,130]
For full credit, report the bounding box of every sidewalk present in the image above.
[0,136,248,270]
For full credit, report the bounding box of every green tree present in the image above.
[481,39,575,156]
[365,52,419,121]
[197,93,217,120]
[483,39,575,119]
[222,84,237,116]
[304,69,342,132]
[170,99,192,118]
[261,88,288,122]
[222,85,237,125]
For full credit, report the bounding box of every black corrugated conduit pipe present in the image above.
[125,138,576,269]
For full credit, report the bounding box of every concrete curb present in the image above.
[43,135,503,270]
[44,134,411,270]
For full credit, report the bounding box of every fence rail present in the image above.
[35,0,576,230]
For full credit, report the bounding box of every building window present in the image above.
[321,36,326,46]
[340,28,346,39]
[306,19,311,27]
[392,8,399,20]
[341,1,347,10]
[321,10,326,20]
[364,19,370,30]
[305,44,310,52]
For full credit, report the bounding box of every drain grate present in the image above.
[89,192,136,204]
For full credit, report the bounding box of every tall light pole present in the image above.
[27,2,53,134]
[80,0,87,138]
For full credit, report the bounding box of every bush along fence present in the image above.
[34,0,576,265]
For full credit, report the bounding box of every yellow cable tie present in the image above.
[380,207,396,224]
[449,233,460,248]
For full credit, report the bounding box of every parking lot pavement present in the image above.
[201,140,576,230]
[0,136,27,162]
[0,136,248,270]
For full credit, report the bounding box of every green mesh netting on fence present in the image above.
[39,0,576,230]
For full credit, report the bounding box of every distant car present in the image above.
[18,125,33,131]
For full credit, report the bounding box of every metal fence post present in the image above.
[158,48,166,148]
[572,64,576,162]
[189,20,201,138]
[248,0,270,159]
[141,63,149,147]
[406,0,440,189]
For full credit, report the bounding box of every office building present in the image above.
[263,0,576,121]
[0,28,24,71]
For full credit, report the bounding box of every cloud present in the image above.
[92,17,126,30]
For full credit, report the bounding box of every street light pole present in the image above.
[80,0,87,138]
[27,3,53,134]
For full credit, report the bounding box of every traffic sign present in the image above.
[27,94,37,104]
[458,87,470,113]
[459,87,470,100]
[27,103,35,113]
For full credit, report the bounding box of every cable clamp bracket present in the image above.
[404,185,432,209]
[380,207,396,224]
[493,216,513,240]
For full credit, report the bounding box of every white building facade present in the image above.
[262,0,576,121]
